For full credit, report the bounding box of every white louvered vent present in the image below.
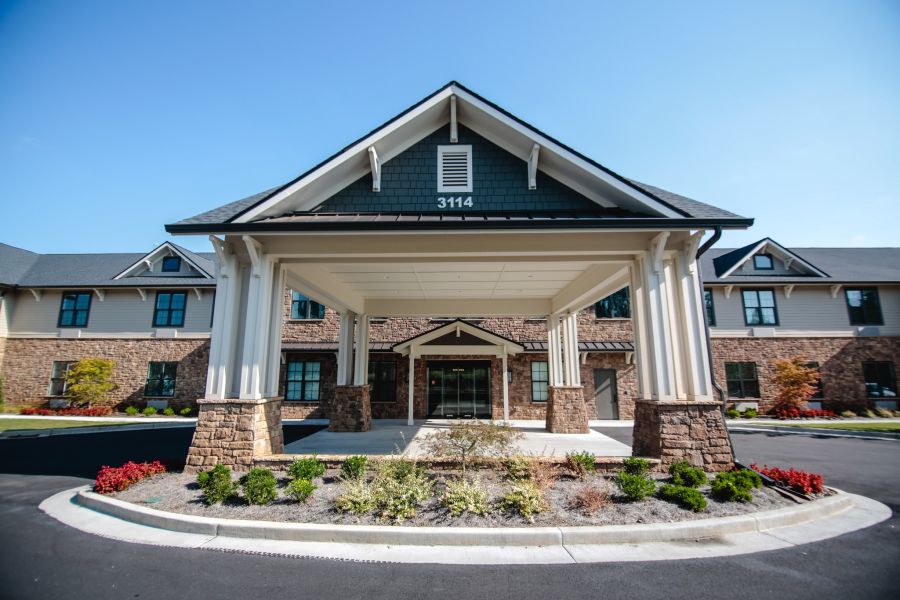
[437,145,473,193]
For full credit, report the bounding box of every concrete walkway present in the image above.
[283,419,632,456]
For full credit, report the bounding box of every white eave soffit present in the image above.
[112,242,214,280]
[232,85,684,223]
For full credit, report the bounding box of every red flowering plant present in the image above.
[773,407,837,420]
[751,463,824,495]
[94,460,166,494]
[20,406,113,417]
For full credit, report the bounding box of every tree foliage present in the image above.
[771,356,819,411]
[66,358,116,406]
[421,420,523,474]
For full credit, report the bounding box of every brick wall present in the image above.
[711,336,900,413]
[0,337,209,408]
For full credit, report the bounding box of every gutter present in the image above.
[695,226,738,464]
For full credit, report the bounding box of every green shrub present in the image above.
[725,408,740,419]
[240,468,277,505]
[615,471,656,501]
[371,462,433,523]
[711,469,762,502]
[335,479,377,515]
[441,478,490,516]
[340,455,368,480]
[863,409,877,418]
[566,451,596,479]
[0,375,5,407]
[289,457,326,481]
[499,481,547,521]
[162,407,175,416]
[742,408,758,418]
[125,406,139,416]
[622,457,651,477]
[502,455,532,481]
[840,410,856,418]
[65,358,116,406]
[196,464,235,505]
[375,458,419,482]
[286,477,316,503]
[669,460,707,488]
[179,407,193,416]
[657,484,707,512]
[142,406,157,416]
[875,407,893,418]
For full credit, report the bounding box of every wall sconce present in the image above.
[507,371,513,384]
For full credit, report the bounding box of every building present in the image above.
[1,82,896,469]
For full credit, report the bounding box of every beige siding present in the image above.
[7,288,213,336]
[0,293,14,338]
[708,284,900,336]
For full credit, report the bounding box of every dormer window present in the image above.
[437,145,472,193]
[161,256,182,272]
[753,254,774,270]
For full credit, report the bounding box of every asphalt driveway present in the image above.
[1,426,898,600]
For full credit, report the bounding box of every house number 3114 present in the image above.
[437,196,474,209]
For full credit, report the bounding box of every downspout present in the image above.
[695,226,739,464]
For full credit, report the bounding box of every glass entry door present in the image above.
[427,361,491,418]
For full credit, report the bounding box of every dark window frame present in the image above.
[144,361,178,397]
[725,362,760,398]
[704,288,716,327]
[595,287,631,319]
[741,288,779,326]
[290,291,325,320]
[161,256,182,272]
[57,291,92,328]
[368,360,397,403]
[844,288,884,326]
[862,361,897,399]
[284,360,322,402]
[48,360,75,396]
[753,253,774,270]
[152,291,187,328]
[531,360,549,403]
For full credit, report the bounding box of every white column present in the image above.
[562,312,580,386]
[205,238,242,399]
[407,352,415,425]
[336,311,355,386]
[501,351,510,421]
[547,313,563,387]
[675,251,714,401]
[641,234,678,401]
[239,237,275,400]
[663,259,688,400]
[352,314,370,386]
[629,259,652,400]
[264,264,286,398]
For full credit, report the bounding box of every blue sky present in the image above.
[1,0,898,254]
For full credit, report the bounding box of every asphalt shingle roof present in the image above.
[626,180,747,221]
[0,243,40,286]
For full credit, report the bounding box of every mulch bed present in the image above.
[113,468,796,528]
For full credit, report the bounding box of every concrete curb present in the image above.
[729,425,900,441]
[0,420,196,439]
[73,486,853,547]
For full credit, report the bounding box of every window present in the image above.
[725,362,760,398]
[863,362,897,398]
[806,361,824,398]
[531,361,549,402]
[153,292,187,327]
[845,288,883,326]
[290,291,325,320]
[145,362,178,397]
[48,361,75,396]
[285,360,321,401]
[58,292,92,327]
[595,287,630,319]
[704,288,716,326]
[742,289,778,326]
[161,256,182,272]
[753,253,774,270]
[437,145,473,193]
[368,360,396,403]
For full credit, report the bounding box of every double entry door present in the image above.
[426,361,491,418]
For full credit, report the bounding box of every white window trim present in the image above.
[437,144,473,193]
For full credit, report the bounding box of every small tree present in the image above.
[421,420,523,474]
[66,358,116,407]
[771,356,819,412]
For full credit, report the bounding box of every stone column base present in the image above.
[632,399,734,471]
[329,385,372,432]
[545,385,589,434]
[184,397,284,473]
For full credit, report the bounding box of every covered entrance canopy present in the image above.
[167,81,752,472]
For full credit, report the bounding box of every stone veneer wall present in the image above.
[0,338,209,408]
[711,336,900,413]
[329,385,371,431]
[545,386,589,433]
[185,397,283,472]
[631,400,734,471]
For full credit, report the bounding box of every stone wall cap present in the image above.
[197,397,283,406]
[635,399,724,407]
